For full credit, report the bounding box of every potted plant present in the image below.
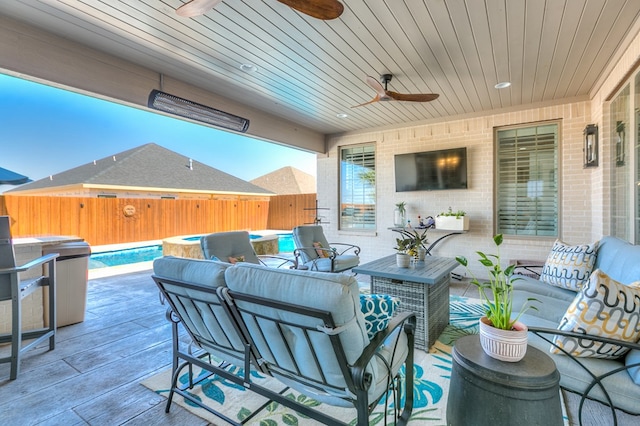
[394,201,407,227]
[435,207,469,231]
[394,237,412,268]
[456,234,538,362]
[407,229,428,260]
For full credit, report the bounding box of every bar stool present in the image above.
[0,216,58,380]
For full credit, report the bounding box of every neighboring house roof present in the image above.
[250,166,316,195]
[6,143,273,196]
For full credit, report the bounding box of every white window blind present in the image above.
[340,144,376,230]
[496,124,558,236]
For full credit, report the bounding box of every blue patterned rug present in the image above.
[142,295,568,425]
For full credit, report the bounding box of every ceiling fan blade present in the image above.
[351,95,381,108]
[365,76,387,98]
[387,91,440,102]
[176,0,223,17]
[276,0,344,20]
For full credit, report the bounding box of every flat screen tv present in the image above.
[394,147,468,192]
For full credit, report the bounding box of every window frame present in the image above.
[338,143,376,231]
[494,121,561,238]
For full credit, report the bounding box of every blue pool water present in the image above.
[89,233,295,269]
[89,245,163,269]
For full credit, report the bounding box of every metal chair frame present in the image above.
[152,273,416,426]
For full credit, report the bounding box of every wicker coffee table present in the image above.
[353,255,458,350]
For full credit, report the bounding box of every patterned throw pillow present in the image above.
[312,241,329,258]
[359,294,400,340]
[540,239,599,291]
[551,269,640,359]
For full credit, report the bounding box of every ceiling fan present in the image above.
[176,0,344,20]
[353,74,439,107]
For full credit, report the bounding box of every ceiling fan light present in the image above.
[495,81,511,89]
[148,90,250,133]
[336,113,348,118]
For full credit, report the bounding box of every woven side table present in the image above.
[353,254,458,350]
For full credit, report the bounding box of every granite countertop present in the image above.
[12,236,85,246]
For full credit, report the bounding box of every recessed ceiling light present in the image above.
[336,113,348,118]
[495,81,511,89]
[240,63,257,73]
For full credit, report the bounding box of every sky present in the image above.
[0,73,317,193]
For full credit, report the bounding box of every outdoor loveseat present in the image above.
[511,236,640,424]
[151,256,416,425]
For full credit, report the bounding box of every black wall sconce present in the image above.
[583,124,598,168]
[616,121,626,166]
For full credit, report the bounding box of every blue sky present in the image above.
[0,73,316,193]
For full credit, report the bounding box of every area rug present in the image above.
[142,295,569,425]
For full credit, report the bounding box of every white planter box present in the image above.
[435,215,469,231]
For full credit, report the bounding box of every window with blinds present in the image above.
[496,123,559,237]
[340,144,376,230]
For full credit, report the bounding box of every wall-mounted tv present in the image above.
[394,147,468,192]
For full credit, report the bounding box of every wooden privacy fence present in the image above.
[0,193,317,246]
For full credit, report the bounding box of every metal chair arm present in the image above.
[351,312,417,390]
[0,253,59,274]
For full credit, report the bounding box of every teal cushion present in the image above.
[360,294,400,340]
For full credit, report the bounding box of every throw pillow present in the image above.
[227,255,245,264]
[625,281,640,384]
[360,294,400,340]
[313,241,329,258]
[551,269,640,359]
[540,239,599,291]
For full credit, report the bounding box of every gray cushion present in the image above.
[200,231,261,264]
[303,254,360,272]
[520,313,640,414]
[152,257,246,363]
[152,256,229,287]
[594,236,640,285]
[224,263,408,406]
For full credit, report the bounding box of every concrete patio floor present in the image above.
[0,267,636,425]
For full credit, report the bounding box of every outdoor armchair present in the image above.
[292,225,360,272]
[151,257,416,425]
[200,230,294,268]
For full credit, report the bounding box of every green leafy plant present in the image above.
[395,201,407,214]
[439,206,466,218]
[394,237,411,253]
[455,234,538,330]
[406,229,428,256]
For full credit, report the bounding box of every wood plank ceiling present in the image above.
[1,0,639,135]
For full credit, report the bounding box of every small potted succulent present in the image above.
[394,237,412,268]
[456,234,538,362]
[435,207,469,231]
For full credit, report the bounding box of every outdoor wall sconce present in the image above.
[616,121,626,166]
[583,124,598,168]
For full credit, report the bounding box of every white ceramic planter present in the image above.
[435,215,469,231]
[396,253,411,268]
[478,316,528,362]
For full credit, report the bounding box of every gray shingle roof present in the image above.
[250,166,316,194]
[7,143,273,195]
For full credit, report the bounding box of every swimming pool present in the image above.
[89,233,295,269]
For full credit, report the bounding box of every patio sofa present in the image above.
[151,256,416,425]
[511,236,640,422]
